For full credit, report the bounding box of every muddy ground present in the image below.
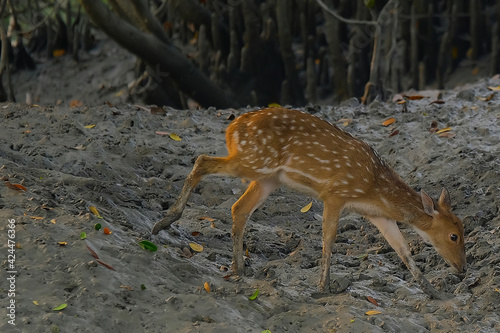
[0,39,499,333]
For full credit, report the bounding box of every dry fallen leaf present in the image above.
[366,296,379,306]
[169,133,181,141]
[430,100,445,105]
[189,242,204,252]
[120,285,133,290]
[182,247,193,258]
[89,206,102,218]
[53,49,66,57]
[204,282,210,293]
[487,86,500,91]
[70,99,83,107]
[96,259,116,271]
[198,216,216,222]
[150,106,166,115]
[436,127,452,134]
[30,216,44,220]
[86,244,100,259]
[392,94,404,102]
[301,202,313,213]
[477,93,495,101]
[58,242,68,246]
[389,130,399,137]
[403,95,424,100]
[382,118,396,126]
[365,310,382,316]
[5,182,27,191]
[429,121,439,132]
[337,118,352,127]
[438,132,456,138]
[191,231,200,236]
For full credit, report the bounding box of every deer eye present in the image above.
[450,234,458,242]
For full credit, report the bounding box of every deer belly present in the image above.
[278,167,324,196]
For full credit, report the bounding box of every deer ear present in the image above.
[438,188,451,210]
[420,190,435,217]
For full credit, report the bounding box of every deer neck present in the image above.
[368,169,433,231]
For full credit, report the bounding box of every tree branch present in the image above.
[315,0,378,27]
[79,0,239,108]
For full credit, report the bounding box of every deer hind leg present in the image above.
[368,216,443,299]
[152,155,233,234]
[319,199,343,292]
[231,177,280,275]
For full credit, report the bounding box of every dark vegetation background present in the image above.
[1,0,500,108]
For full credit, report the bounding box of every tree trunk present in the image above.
[80,0,239,108]
[276,0,306,105]
[321,0,348,101]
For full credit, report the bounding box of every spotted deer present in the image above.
[152,107,466,298]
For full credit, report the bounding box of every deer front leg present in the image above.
[152,155,231,235]
[231,178,280,275]
[319,200,343,292]
[368,217,445,299]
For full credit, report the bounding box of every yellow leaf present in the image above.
[51,219,56,224]
[30,216,44,220]
[53,49,66,57]
[365,310,382,316]
[198,216,216,222]
[169,133,181,141]
[301,202,313,213]
[58,242,68,246]
[436,127,452,134]
[89,206,102,217]
[337,118,352,127]
[84,124,96,129]
[70,99,83,107]
[382,118,396,126]
[268,103,281,108]
[477,93,495,101]
[114,90,126,97]
[204,282,210,293]
[189,242,203,252]
[404,95,425,100]
[487,86,500,91]
[33,300,39,305]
